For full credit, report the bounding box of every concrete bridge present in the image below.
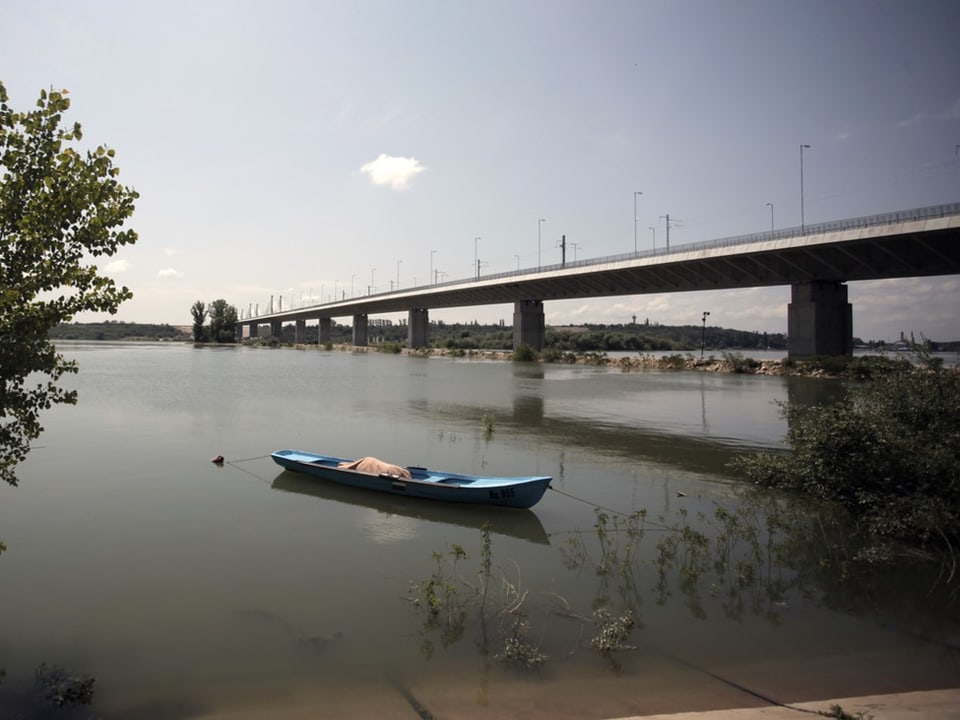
[239,202,960,358]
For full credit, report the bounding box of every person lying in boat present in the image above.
[337,456,412,479]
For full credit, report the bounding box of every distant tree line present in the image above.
[49,321,186,341]
[52,315,960,353]
[254,320,790,352]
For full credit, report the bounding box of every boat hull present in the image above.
[271,450,551,509]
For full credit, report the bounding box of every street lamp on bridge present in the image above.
[766,202,774,233]
[634,191,642,253]
[538,218,546,268]
[800,144,811,234]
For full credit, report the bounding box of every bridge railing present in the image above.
[245,202,960,319]
[477,201,960,282]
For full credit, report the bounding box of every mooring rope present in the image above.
[548,486,632,517]
[386,674,435,720]
[213,454,274,484]
[224,454,271,465]
[547,486,678,532]
[655,647,822,715]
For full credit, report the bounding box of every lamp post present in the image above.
[474,236,481,279]
[800,143,811,234]
[514,254,520,271]
[538,218,546,268]
[659,214,671,250]
[700,311,711,359]
[633,191,642,253]
[369,267,375,295]
[350,273,355,298]
[430,249,436,285]
[649,225,656,250]
[766,202,774,233]
[396,259,402,291]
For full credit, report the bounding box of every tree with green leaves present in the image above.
[0,83,138,488]
[207,299,237,343]
[190,300,207,343]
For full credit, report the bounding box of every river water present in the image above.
[0,343,956,718]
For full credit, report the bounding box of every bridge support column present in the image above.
[513,300,545,350]
[352,314,368,346]
[247,322,259,339]
[407,308,429,349]
[270,320,282,339]
[318,317,332,345]
[294,319,306,344]
[787,281,852,358]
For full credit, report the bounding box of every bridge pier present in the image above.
[246,322,259,339]
[270,320,281,339]
[318,317,332,345]
[408,308,429,348]
[787,281,853,358]
[294,319,306,344]
[352,314,368,346]
[513,300,545,350]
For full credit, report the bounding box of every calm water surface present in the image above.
[0,343,956,718]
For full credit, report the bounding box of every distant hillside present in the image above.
[49,322,190,341]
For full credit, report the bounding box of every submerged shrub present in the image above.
[722,351,759,373]
[513,345,539,362]
[660,353,688,370]
[732,355,960,565]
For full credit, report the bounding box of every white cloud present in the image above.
[104,259,130,273]
[896,96,960,128]
[360,153,426,190]
[157,268,183,280]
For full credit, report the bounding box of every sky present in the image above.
[2,0,959,342]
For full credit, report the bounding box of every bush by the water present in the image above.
[512,345,539,362]
[732,355,960,571]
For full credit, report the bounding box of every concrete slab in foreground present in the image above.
[610,689,960,720]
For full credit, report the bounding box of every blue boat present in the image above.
[271,450,552,509]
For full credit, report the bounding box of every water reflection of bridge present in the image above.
[240,203,960,358]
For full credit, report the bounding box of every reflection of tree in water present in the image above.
[408,491,959,673]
